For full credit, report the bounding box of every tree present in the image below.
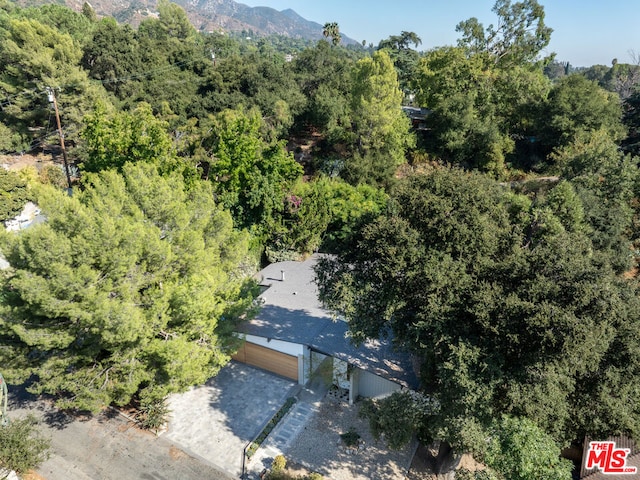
[541,74,626,149]
[413,46,551,175]
[0,415,51,475]
[82,18,143,99]
[550,129,639,273]
[80,102,181,175]
[0,168,31,222]
[377,31,422,94]
[456,0,553,68]
[202,108,303,234]
[322,22,341,46]
[315,168,640,469]
[157,0,196,41]
[292,40,354,139]
[0,16,109,148]
[484,416,572,480]
[346,50,414,187]
[81,1,97,22]
[0,163,257,411]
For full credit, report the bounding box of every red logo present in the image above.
[585,441,637,474]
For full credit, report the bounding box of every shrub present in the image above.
[339,428,360,447]
[272,454,286,472]
[0,415,51,474]
[137,396,170,430]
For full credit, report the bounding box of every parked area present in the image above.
[5,361,417,480]
[166,362,416,480]
[165,361,298,477]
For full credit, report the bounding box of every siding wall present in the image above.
[356,368,402,399]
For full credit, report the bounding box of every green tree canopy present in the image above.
[202,108,303,234]
[315,168,640,460]
[346,50,414,187]
[0,168,31,222]
[377,31,422,94]
[456,0,553,68]
[0,15,109,149]
[413,45,551,175]
[0,163,256,411]
[541,74,626,149]
[80,102,182,175]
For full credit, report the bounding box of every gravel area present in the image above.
[286,397,417,480]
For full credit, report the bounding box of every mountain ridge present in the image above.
[11,0,358,44]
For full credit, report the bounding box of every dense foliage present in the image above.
[316,167,640,470]
[1,2,640,476]
[0,414,50,474]
[0,163,256,411]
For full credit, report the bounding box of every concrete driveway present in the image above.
[165,361,297,477]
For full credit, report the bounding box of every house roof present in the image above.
[237,254,419,389]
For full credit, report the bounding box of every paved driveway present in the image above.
[165,361,297,477]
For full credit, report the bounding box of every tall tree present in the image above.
[315,168,640,468]
[0,16,108,148]
[541,74,626,149]
[456,0,553,68]
[202,108,303,234]
[322,22,341,46]
[378,31,422,94]
[414,46,550,175]
[80,102,182,175]
[0,163,256,411]
[346,50,414,187]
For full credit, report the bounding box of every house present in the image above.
[233,254,419,403]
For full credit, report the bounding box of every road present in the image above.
[8,388,235,480]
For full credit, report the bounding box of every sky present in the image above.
[238,0,640,67]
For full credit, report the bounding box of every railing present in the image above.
[240,396,296,478]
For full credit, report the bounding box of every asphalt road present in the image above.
[7,387,235,480]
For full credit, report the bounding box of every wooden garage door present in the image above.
[233,342,298,381]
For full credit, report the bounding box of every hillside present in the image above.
[11,0,359,43]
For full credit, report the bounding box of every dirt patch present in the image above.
[169,445,189,460]
[0,153,51,172]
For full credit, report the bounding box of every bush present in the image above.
[0,415,51,474]
[272,454,286,472]
[339,428,360,447]
[137,396,170,430]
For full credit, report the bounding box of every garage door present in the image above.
[233,342,298,381]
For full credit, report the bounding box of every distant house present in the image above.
[401,106,431,131]
[233,254,419,403]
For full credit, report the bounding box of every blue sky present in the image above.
[239,0,640,67]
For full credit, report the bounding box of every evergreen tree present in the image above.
[0,163,256,411]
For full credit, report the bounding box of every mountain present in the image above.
[11,0,358,44]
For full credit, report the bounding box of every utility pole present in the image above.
[47,87,73,192]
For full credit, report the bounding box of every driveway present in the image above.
[165,361,297,477]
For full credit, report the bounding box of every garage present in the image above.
[233,341,299,381]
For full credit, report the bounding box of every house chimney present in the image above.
[280,270,285,281]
